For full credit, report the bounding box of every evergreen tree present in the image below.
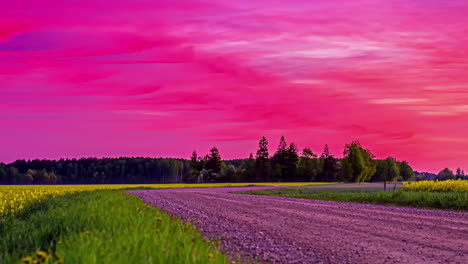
[243,153,256,182]
[256,137,269,160]
[255,137,271,182]
[272,136,288,181]
[340,158,354,182]
[190,151,199,169]
[205,147,222,173]
[321,144,331,159]
[286,143,298,181]
[302,147,317,159]
[277,136,287,152]
[319,155,339,182]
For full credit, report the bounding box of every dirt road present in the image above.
[130,187,468,263]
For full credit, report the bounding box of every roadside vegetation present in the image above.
[1,190,229,264]
[402,179,468,192]
[2,183,328,263]
[0,182,328,223]
[242,183,468,212]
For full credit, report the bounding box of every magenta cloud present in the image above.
[1,0,468,172]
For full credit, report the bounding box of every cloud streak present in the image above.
[1,0,468,172]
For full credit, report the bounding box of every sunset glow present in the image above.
[1,0,468,172]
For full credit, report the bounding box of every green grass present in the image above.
[242,188,468,212]
[0,191,229,264]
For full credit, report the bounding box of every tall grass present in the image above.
[0,191,228,264]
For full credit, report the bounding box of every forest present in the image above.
[1,136,463,185]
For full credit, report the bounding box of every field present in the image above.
[242,182,468,211]
[0,183,322,220]
[402,179,468,192]
[1,190,229,264]
[2,181,467,263]
[0,182,325,264]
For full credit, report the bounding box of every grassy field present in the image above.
[242,184,468,212]
[0,190,229,264]
[0,183,332,221]
[1,182,329,263]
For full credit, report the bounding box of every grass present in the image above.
[0,190,229,264]
[0,183,335,223]
[242,187,468,212]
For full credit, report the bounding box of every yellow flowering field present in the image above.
[0,182,329,218]
[402,179,468,192]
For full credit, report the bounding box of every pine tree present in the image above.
[190,150,198,168]
[286,143,298,181]
[277,136,287,152]
[272,136,288,181]
[256,137,269,160]
[321,144,331,159]
[302,147,317,159]
[205,147,222,173]
[244,153,256,182]
[255,137,271,181]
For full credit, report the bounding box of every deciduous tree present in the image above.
[437,168,455,180]
[341,141,376,182]
[399,161,414,181]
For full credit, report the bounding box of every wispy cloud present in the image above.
[1,0,468,171]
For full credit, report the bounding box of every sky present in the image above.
[1,0,468,172]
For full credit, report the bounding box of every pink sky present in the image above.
[1,0,468,172]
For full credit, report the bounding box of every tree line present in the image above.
[184,136,415,183]
[0,158,190,184]
[414,168,467,181]
[0,136,433,185]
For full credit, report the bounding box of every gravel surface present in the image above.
[129,187,468,264]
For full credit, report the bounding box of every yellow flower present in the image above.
[37,251,48,261]
[208,253,214,259]
[21,257,32,263]
[402,179,468,192]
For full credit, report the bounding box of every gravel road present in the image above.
[129,187,468,264]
